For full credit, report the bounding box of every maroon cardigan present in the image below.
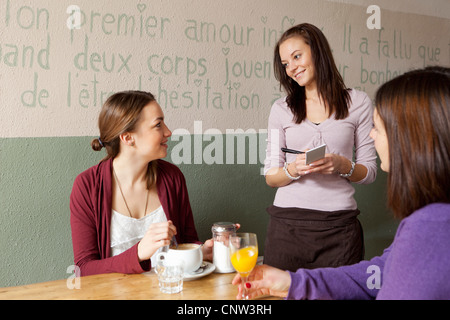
[69,158,199,276]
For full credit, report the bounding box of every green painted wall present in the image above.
[0,136,397,287]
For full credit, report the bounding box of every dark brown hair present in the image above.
[375,66,450,219]
[274,23,350,123]
[91,90,158,189]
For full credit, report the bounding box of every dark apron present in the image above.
[263,205,364,272]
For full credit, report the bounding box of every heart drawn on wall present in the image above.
[137,4,147,13]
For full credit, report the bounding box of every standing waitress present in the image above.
[263,23,377,271]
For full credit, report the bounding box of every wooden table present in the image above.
[0,270,277,300]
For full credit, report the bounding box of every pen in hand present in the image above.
[281,147,305,154]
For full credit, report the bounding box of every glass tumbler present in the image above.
[155,252,184,294]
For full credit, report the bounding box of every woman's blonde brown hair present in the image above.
[91,90,158,189]
[375,66,450,219]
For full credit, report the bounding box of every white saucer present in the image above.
[183,261,215,281]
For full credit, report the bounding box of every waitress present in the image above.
[263,23,377,271]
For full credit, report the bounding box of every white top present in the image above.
[110,205,167,267]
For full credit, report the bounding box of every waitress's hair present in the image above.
[91,90,158,189]
[375,66,450,219]
[273,23,350,123]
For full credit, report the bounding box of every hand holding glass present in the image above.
[229,233,258,300]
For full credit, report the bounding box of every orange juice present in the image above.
[230,246,258,275]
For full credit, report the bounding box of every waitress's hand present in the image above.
[137,220,177,261]
[307,153,344,174]
[232,264,291,300]
[293,153,344,176]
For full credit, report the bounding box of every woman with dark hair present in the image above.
[234,67,450,300]
[263,23,377,271]
[70,91,212,276]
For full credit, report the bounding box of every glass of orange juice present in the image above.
[229,233,258,300]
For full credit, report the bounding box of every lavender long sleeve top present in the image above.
[264,89,377,211]
[287,203,450,300]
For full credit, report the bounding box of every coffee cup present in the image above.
[156,243,203,274]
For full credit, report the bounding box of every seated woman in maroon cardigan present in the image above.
[70,90,212,276]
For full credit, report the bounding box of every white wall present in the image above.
[1,0,449,138]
